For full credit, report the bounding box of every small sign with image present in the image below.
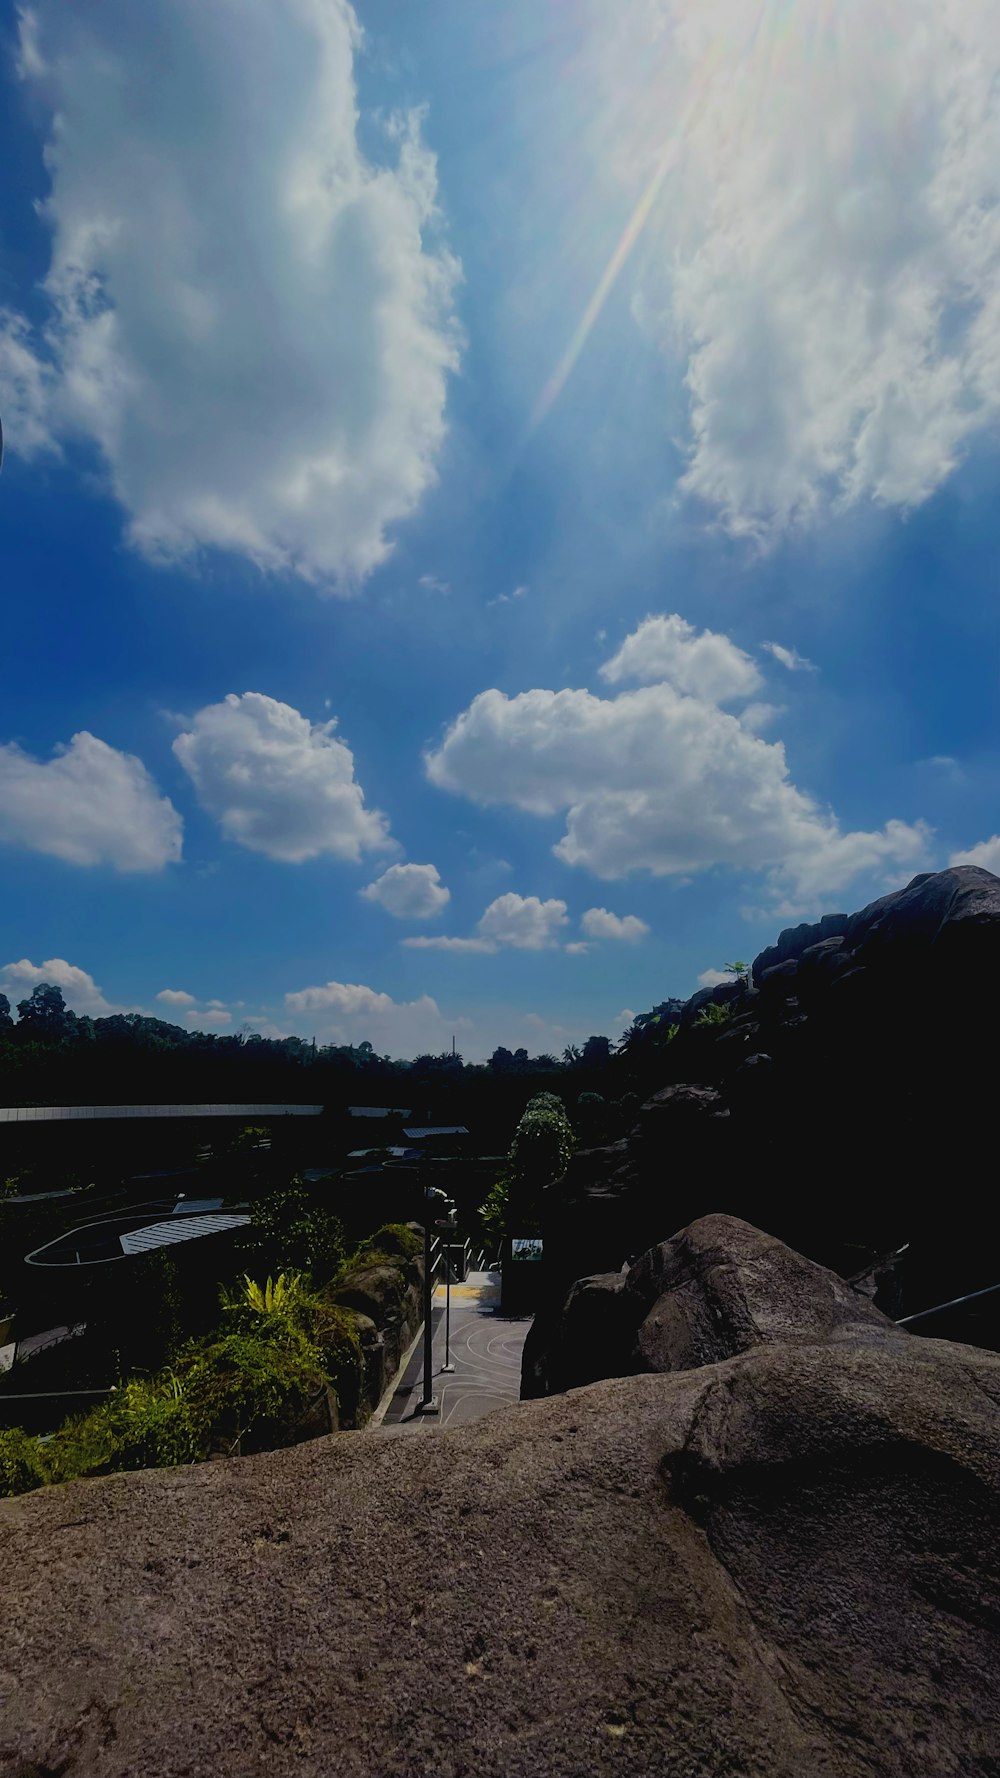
[511,1237,543,1262]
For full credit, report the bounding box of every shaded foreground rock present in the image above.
[3,1317,1000,1776]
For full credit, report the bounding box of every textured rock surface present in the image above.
[3,1322,1000,1777]
[524,1215,901,1399]
[628,1214,903,1373]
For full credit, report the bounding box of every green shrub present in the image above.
[0,1223,416,1496]
[44,1380,208,1483]
[310,1302,365,1425]
[0,1426,48,1496]
[179,1329,326,1444]
[479,1093,574,1244]
[693,1001,732,1028]
[241,1180,346,1284]
[344,1222,421,1276]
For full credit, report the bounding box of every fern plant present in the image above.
[221,1270,308,1322]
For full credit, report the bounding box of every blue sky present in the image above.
[1,0,1000,1059]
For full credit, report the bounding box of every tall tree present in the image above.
[16,983,73,1039]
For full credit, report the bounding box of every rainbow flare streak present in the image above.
[525,144,677,439]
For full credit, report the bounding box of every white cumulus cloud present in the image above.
[601,614,761,703]
[156,989,197,1007]
[762,642,818,675]
[173,692,391,863]
[185,1007,233,1029]
[0,0,460,585]
[581,907,650,943]
[361,862,450,920]
[426,616,930,913]
[0,730,182,871]
[283,977,456,1054]
[594,0,1000,537]
[476,893,569,950]
[0,957,119,1017]
[950,836,1000,874]
[696,967,732,990]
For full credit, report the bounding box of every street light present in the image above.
[417,1185,452,1415]
[440,1199,457,1376]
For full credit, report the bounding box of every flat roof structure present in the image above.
[347,1107,412,1119]
[403,1126,469,1140]
[0,1103,325,1125]
[26,1210,251,1266]
[120,1214,250,1255]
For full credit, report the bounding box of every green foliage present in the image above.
[0,1427,48,1495]
[693,1001,732,1028]
[221,1270,310,1323]
[617,1000,685,1057]
[479,1092,574,1245]
[178,1330,324,1436]
[0,1228,428,1497]
[347,1222,422,1270]
[478,1177,509,1251]
[229,1124,270,1153]
[723,959,751,988]
[308,1302,365,1426]
[508,1092,574,1189]
[243,1178,345,1283]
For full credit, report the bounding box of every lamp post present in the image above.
[417,1184,451,1414]
[440,1201,457,1376]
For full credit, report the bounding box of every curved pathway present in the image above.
[378,1271,532,1432]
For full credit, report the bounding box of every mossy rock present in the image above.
[330,1264,408,1326]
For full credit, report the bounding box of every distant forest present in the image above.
[0,979,689,1136]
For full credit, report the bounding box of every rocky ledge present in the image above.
[524,865,1000,1358]
[2,1216,999,1778]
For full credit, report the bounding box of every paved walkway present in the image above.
[378,1271,532,1432]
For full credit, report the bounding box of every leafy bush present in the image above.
[478,1177,509,1251]
[242,1179,346,1283]
[0,1228,422,1499]
[0,1426,48,1495]
[309,1301,365,1426]
[693,1002,732,1028]
[346,1222,422,1272]
[479,1092,575,1244]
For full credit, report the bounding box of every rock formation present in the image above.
[3,1216,1000,1776]
[524,1212,904,1396]
[525,865,1000,1383]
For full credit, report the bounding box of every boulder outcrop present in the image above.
[523,1214,904,1396]
[528,867,1000,1360]
[3,1224,1000,1776]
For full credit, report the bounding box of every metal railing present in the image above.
[898,1279,1000,1326]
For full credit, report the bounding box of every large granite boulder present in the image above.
[523,1214,901,1398]
[3,1319,1000,1776]
[521,1269,636,1398]
[627,1214,903,1374]
[844,864,1000,958]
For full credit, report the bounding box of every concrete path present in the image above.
[378,1270,532,1432]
